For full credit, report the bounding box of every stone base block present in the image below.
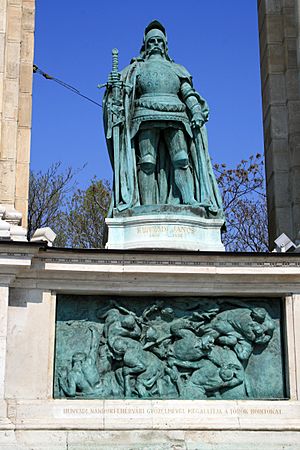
[9,225,27,242]
[0,430,299,449]
[0,220,10,239]
[31,227,56,246]
[0,401,13,430]
[106,214,225,251]
[0,205,27,242]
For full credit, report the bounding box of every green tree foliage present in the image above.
[60,178,111,248]
[28,154,268,251]
[27,162,76,241]
[28,163,111,248]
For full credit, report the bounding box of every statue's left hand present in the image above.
[191,113,205,129]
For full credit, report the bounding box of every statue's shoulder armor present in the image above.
[171,63,192,82]
[121,61,141,80]
[121,64,133,79]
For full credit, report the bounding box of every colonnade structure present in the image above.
[258,0,300,246]
[0,0,34,240]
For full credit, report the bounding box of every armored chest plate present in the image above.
[137,59,180,95]
[131,58,191,137]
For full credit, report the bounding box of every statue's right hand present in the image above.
[108,71,121,85]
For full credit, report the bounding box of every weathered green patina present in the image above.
[103,21,224,220]
[54,296,285,400]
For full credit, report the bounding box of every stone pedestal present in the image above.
[106,214,225,251]
[0,244,299,449]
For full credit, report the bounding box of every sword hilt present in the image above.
[112,48,119,76]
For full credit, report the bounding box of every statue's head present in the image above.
[112,338,128,358]
[251,307,266,323]
[72,352,86,365]
[219,364,238,382]
[139,20,170,61]
[103,308,120,323]
[200,333,215,351]
[161,307,174,322]
[145,326,158,342]
[121,314,136,330]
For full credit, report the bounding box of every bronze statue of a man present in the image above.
[103,20,223,217]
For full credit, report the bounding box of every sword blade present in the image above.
[113,125,120,205]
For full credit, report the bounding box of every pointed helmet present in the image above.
[144,20,167,46]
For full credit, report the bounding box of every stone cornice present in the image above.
[0,244,299,293]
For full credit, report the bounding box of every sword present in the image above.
[111,48,121,206]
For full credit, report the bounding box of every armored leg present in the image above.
[164,128,196,205]
[138,128,160,205]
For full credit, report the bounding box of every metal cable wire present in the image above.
[33,64,103,108]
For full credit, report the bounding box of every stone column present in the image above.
[0,285,9,422]
[285,295,299,399]
[0,0,35,237]
[293,294,300,399]
[258,0,300,246]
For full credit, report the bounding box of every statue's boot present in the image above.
[138,169,156,205]
[174,167,197,205]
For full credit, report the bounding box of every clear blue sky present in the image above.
[31,1,264,188]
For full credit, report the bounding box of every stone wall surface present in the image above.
[258,0,300,245]
[0,0,35,227]
[0,244,300,448]
[0,430,300,450]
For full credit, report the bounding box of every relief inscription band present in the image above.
[61,406,283,416]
